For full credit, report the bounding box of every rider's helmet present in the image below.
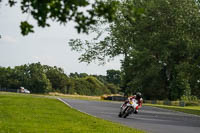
[136,92,142,100]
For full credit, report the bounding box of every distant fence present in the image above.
[101,96,199,107]
[0,88,20,93]
[143,100,200,107]
[144,100,186,107]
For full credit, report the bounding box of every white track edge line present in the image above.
[57,98,73,108]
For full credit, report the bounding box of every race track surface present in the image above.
[60,98,200,133]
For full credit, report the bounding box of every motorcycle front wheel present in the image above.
[123,107,133,118]
[118,112,122,117]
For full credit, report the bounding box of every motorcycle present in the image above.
[118,99,138,118]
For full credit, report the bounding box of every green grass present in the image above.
[145,103,200,116]
[0,93,144,133]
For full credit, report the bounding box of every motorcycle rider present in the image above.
[121,92,143,114]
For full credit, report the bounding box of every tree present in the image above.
[69,72,88,78]
[72,76,111,95]
[105,83,119,94]
[65,78,75,94]
[92,74,107,84]
[27,63,52,93]
[0,66,22,89]
[1,0,120,35]
[106,69,121,86]
[44,65,69,92]
[84,76,110,95]
[0,67,7,88]
[69,0,200,100]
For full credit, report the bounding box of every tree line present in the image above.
[0,63,121,95]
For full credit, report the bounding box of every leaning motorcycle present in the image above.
[118,99,138,118]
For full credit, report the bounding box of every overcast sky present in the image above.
[0,1,121,75]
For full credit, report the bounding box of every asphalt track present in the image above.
[60,98,200,133]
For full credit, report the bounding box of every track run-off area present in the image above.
[60,98,200,133]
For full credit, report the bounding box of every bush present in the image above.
[105,83,119,94]
[181,95,198,101]
[185,102,199,106]
[74,78,92,95]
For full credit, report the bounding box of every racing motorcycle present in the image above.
[118,99,138,118]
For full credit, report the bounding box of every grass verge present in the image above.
[0,92,144,133]
[145,103,200,116]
